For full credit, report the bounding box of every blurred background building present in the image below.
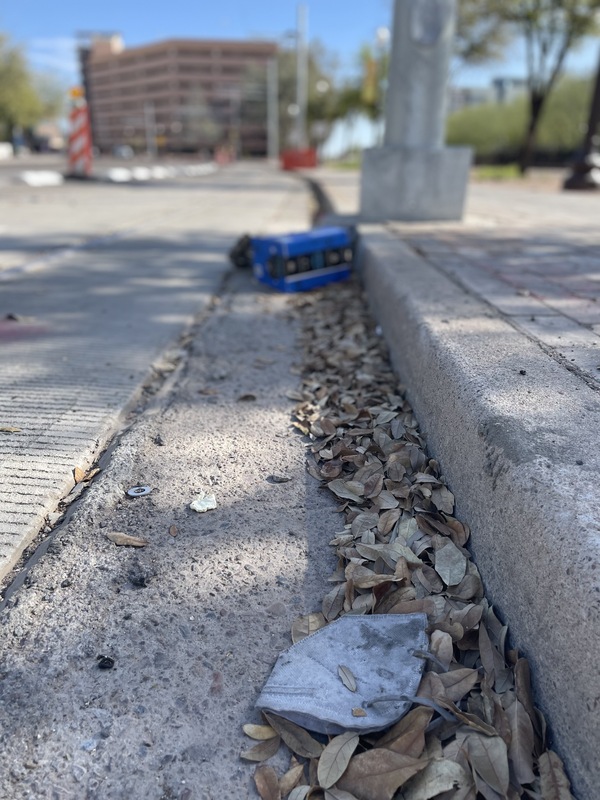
[78,34,277,156]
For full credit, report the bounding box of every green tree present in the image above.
[337,0,506,128]
[33,73,66,122]
[277,41,339,149]
[484,0,600,172]
[456,0,509,62]
[446,74,595,162]
[0,35,44,141]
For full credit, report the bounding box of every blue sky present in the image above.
[1,0,598,89]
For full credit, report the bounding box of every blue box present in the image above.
[251,226,354,293]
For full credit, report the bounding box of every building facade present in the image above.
[80,35,277,156]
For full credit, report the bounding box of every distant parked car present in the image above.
[112,145,134,159]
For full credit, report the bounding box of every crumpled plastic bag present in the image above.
[256,613,428,735]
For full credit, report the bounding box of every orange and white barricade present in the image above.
[67,87,93,177]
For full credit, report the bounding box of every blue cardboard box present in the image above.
[251,226,354,293]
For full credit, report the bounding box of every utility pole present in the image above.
[564,48,600,190]
[296,3,309,150]
[267,57,280,161]
[144,102,158,159]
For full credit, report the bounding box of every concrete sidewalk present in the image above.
[0,164,308,582]
[307,167,600,800]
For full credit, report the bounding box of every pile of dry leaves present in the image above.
[242,281,574,800]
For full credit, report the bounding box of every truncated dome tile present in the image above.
[256,613,428,735]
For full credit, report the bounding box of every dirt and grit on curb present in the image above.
[0,269,575,800]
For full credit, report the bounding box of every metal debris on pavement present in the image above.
[126,485,152,497]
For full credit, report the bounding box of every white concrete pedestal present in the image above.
[360,145,472,222]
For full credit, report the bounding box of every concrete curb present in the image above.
[356,225,599,799]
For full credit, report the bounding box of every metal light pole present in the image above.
[564,48,600,190]
[296,3,309,150]
[144,101,158,159]
[375,26,391,146]
[267,57,280,160]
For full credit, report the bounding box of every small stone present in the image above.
[97,656,115,670]
[266,602,287,617]
[576,460,584,466]
[268,473,292,484]
[60,579,72,588]
[519,369,527,376]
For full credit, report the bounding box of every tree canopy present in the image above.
[0,35,44,139]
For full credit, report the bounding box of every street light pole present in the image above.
[296,3,309,150]
[564,48,600,190]
[267,57,280,161]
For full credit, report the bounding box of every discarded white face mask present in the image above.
[256,613,428,735]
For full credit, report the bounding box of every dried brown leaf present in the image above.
[318,732,360,789]
[375,707,433,757]
[291,613,327,643]
[438,699,497,737]
[73,466,85,483]
[323,583,346,622]
[338,665,357,692]
[415,565,444,594]
[388,541,423,566]
[328,479,364,503]
[352,708,367,717]
[430,620,465,643]
[264,713,324,760]
[515,658,544,748]
[447,573,483,601]
[288,787,311,800]
[325,790,360,800]
[538,751,574,800]
[241,735,282,762]
[506,697,535,786]
[434,541,467,586]
[254,765,282,800]
[387,461,406,482]
[0,425,21,433]
[168,525,178,537]
[449,604,483,632]
[243,724,278,741]
[337,749,428,800]
[465,734,509,796]
[387,598,435,616]
[373,490,399,510]
[378,509,401,535]
[438,669,480,703]
[479,623,512,693]
[351,513,379,537]
[429,630,454,672]
[363,473,384,499]
[431,486,455,514]
[345,564,400,589]
[443,517,470,547]
[279,764,304,796]
[106,531,149,548]
[381,722,429,759]
[418,672,447,703]
[401,758,472,800]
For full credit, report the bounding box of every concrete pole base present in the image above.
[360,145,472,222]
